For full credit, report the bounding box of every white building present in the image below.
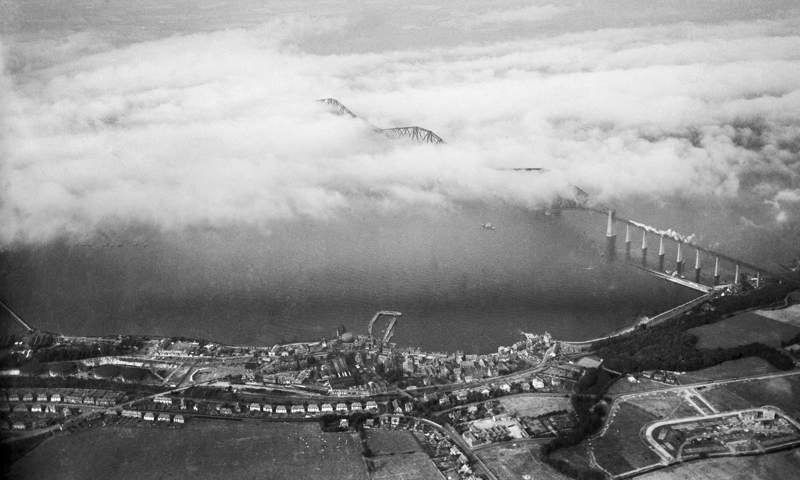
[336,403,348,413]
[321,403,334,413]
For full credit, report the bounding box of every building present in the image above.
[173,414,185,424]
[336,403,349,414]
[275,405,287,414]
[262,404,272,414]
[50,393,62,403]
[307,403,320,414]
[157,413,171,422]
[30,404,42,413]
[321,403,334,413]
[249,403,261,413]
[291,405,305,414]
[12,421,26,430]
[350,402,362,412]
[143,412,155,421]
[365,401,378,412]
[154,396,172,406]
[36,393,48,402]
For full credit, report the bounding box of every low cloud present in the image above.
[2,8,800,245]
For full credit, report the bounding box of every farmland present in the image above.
[7,419,368,480]
[625,391,697,419]
[688,312,800,349]
[476,440,570,480]
[498,395,572,418]
[592,402,662,476]
[637,447,800,480]
[679,357,781,383]
[725,375,800,419]
[367,452,443,480]
[366,430,422,456]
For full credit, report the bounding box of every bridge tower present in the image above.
[675,242,685,276]
[605,210,617,261]
[694,249,702,283]
[624,224,632,259]
[640,229,648,267]
[658,235,666,272]
[713,256,720,285]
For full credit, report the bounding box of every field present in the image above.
[607,377,673,396]
[367,452,443,480]
[725,374,800,419]
[637,447,800,480]
[7,419,368,480]
[698,385,752,412]
[592,402,662,476]
[625,391,696,419]
[366,430,422,455]
[679,357,781,383]
[498,394,572,418]
[755,304,800,328]
[476,440,570,480]
[688,312,800,349]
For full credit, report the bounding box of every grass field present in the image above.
[366,430,422,455]
[725,374,800,419]
[592,402,662,476]
[607,377,673,396]
[625,391,695,420]
[679,357,781,383]
[755,304,800,328]
[498,395,572,418]
[7,419,368,480]
[699,385,752,412]
[368,452,443,480]
[688,312,800,349]
[476,440,570,480]
[637,447,800,480]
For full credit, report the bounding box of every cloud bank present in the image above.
[2,4,800,245]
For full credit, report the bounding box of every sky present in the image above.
[1,0,799,247]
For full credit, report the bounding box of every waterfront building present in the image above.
[143,412,155,421]
[262,404,272,414]
[249,403,261,413]
[158,413,171,422]
[365,401,378,412]
[321,403,334,413]
[307,403,320,413]
[336,403,348,413]
[275,405,287,414]
[291,404,305,414]
[36,393,48,402]
[173,414,184,424]
[350,402,362,411]
[50,393,62,402]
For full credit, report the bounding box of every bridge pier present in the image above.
[713,256,720,285]
[605,210,617,261]
[676,242,684,276]
[624,224,631,259]
[640,229,648,267]
[734,264,741,285]
[694,249,701,283]
[658,235,665,272]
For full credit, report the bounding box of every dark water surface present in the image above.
[2,205,700,353]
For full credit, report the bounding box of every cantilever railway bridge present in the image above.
[317,98,445,144]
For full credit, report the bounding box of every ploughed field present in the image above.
[7,419,368,480]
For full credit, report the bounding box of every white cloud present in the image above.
[2,9,800,244]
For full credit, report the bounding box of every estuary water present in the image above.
[1,205,698,353]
